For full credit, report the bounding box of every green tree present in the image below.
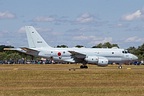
[92,42,119,48]
[137,44,144,60]
[75,45,84,48]
[111,44,119,48]
[92,43,103,48]
[127,43,144,60]
[0,52,7,60]
[6,53,22,63]
[127,47,137,55]
[57,45,68,48]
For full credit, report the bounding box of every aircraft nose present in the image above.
[132,55,138,60]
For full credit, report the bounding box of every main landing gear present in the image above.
[80,61,88,69]
[80,65,88,69]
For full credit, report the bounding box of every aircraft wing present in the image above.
[68,51,86,58]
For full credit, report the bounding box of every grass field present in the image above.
[0,64,144,96]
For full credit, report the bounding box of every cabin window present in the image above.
[112,52,114,54]
[63,51,65,54]
[51,51,53,53]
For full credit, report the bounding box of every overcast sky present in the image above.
[0,0,144,48]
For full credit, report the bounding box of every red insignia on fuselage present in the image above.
[57,52,61,56]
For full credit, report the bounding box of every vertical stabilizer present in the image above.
[25,26,52,48]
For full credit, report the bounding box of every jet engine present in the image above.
[85,56,108,66]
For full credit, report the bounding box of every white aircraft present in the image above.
[5,26,138,69]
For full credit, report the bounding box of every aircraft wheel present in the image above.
[84,66,88,69]
[80,65,88,69]
[118,65,122,69]
[80,65,84,69]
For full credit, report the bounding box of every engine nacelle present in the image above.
[85,56,108,66]
[97,57,108,66]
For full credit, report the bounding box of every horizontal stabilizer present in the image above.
[4,47,39,56]
[4,48,24,51]
[21,47,39,56]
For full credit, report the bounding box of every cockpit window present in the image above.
[127,50,130,53]
[122,50,129,54]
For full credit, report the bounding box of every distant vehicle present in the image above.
[4,26,138,69]
[133,61,141,65]
[0,60,3,64]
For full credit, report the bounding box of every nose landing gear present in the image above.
[118,65,122,69]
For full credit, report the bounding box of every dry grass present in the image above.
[0,64,144,96]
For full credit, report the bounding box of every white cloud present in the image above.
[0,11,15,19]
[76,13,95,23]
[34,16,55,22]
[122,10,144,21]
[125,36,144,42]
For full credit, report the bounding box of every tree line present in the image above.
[0,42,144,63]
